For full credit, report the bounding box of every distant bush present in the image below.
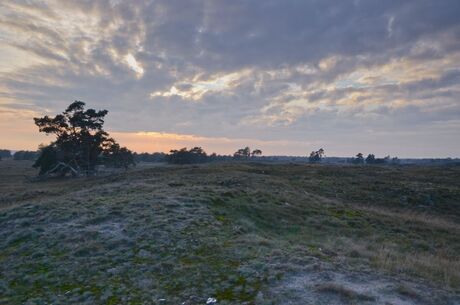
[365,154,391,164]
[14,150,38,161]
[351,153,365,164]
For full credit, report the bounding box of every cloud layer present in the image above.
[1,0,459,157]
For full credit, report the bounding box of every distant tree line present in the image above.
[165,146,263,164]
[166,147,208,164]
[0,149,39,161]
[134,152,167,163]
[14,150,39,161]
[305,149,400,165]
[349,153,399,165]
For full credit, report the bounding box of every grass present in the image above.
[0,160,459,304]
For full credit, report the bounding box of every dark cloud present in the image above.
[0,0,459,156]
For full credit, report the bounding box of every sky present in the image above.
[1,0,460,157]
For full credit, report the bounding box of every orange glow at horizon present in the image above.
[0,110,312,155]
[111,131,310,155]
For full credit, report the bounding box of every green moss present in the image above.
[215,275,262,302]
[216,214,227,222]
[32,263,50,275]
[107,295,122,305]
[51,282,82,294]
[328,207,363,219]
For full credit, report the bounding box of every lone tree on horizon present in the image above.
[365,154,376,164]
[33,101,134,176]
[251,149,262,157]
[353,153,364,164]
[309,148,325,162]
[234,146,251,159]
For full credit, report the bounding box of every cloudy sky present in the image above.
[1,0,460,157]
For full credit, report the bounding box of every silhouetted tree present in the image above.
[33,101,133,176]
[251,149,262,157]
[309,148,325,162]
[234,147,251,159]
[167,147,208,164]
[365,154,376,164]
[352,153,364,164]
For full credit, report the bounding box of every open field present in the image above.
[1,160,459,304]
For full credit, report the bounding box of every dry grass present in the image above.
[372,245,460,289]
[352,204,460,233]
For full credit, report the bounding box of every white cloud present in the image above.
[125,53,144,78]
[150,70,252,101]
[387,16,395,38]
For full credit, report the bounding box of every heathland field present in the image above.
[0,160,459,304]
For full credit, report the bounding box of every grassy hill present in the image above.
[0,160,459,304]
